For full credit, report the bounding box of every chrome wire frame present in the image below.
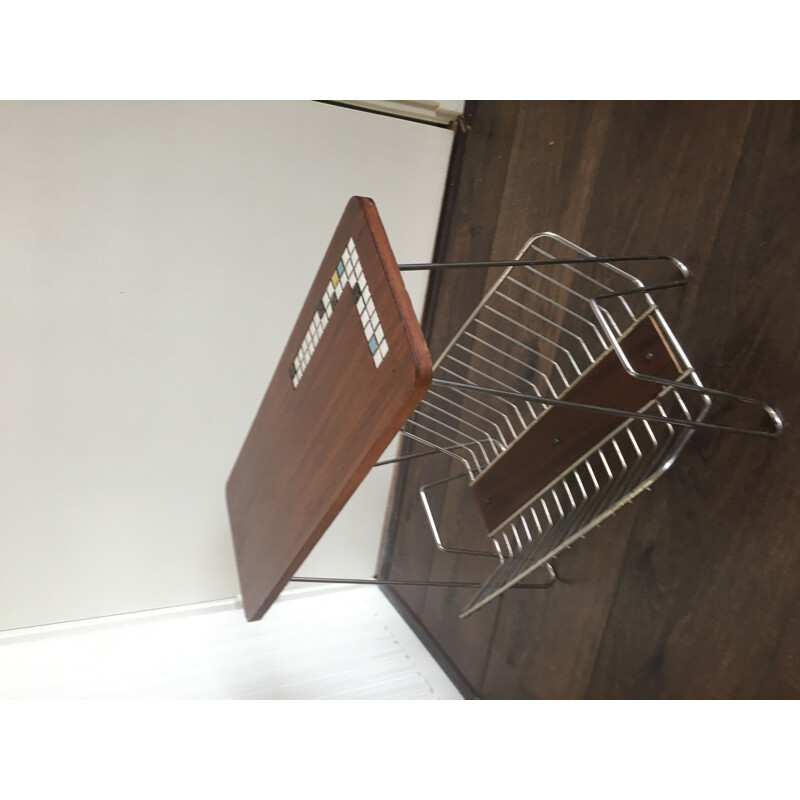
[290,433,557,591]
[398,233,782,618]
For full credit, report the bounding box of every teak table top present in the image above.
[226,197,431,621]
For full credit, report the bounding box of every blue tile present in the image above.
[368,336,378,354]
[337,261,344,276]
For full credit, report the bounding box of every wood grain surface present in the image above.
[227,197,431,621]
[380,101,800,699]
[472,316,683,533]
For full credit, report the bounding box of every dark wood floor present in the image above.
[379,101,800,699]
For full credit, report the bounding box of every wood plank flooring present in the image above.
[379,100,800,699]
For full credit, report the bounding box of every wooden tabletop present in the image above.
[226,197,431,621]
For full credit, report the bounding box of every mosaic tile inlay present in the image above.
[290,238,389,388]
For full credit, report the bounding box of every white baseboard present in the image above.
[0,586,462,699]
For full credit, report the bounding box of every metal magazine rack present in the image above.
[395,232,783,618]
[226,198,782,623]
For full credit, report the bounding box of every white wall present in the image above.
[0,101,452,631]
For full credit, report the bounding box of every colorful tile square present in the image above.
[290,240,389,387]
